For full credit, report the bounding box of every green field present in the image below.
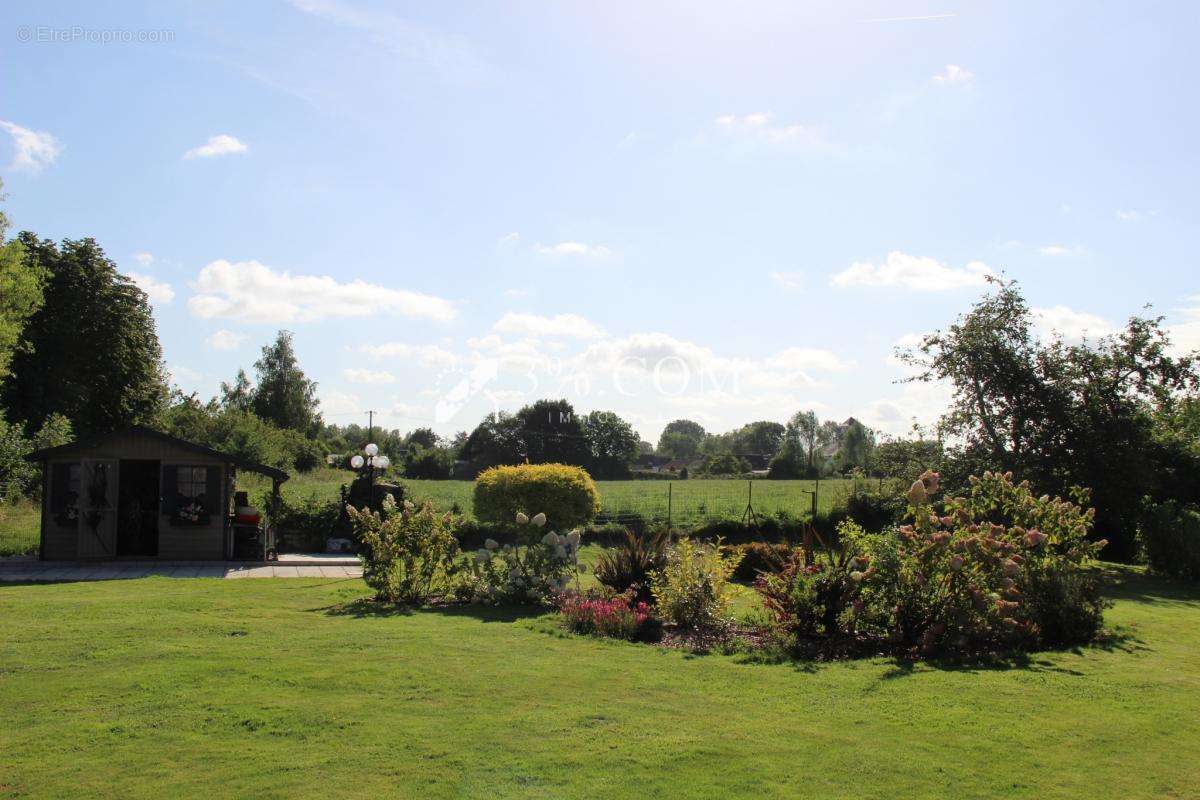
[0,566,1197,798]
[242,468,857,525]
[2,471,855,559]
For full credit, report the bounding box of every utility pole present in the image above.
[367,410,375,443]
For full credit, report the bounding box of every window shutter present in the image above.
[204,466,222,516]
[161,466,178,515]
[50,463,73,513]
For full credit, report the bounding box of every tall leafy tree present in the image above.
[515,398,589,465]
[0,181,43,382]
[251,330,321,434]
[582,410,641,479]
[903,279,1200,559]
[2,234,167,434]
[656,419,707,459]
[836,418,875,470]
[789,410,820,472]
[730,420,786,455]
[219,368,254,412]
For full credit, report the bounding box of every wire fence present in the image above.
[401,478,861,527]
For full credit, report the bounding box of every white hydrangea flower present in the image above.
[515,512,529,525]
[475,549,492,563]
[555,545,567,559]
[531,512,547,527]
[541,532,558,546]
[566,531,581,546]
[484,538,499,550]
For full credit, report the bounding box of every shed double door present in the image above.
[77,459,118,558]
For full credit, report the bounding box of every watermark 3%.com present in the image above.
[16,25,175,44]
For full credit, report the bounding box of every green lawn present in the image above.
[1,567,1197,798]
[242,468,856,525]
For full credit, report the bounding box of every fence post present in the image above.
[667,482,672,528]
[812,477,819,520]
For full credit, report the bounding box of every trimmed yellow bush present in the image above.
[474,463,600,530]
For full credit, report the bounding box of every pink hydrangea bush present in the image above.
[756,470,1108,657]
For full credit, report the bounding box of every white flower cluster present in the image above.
[467,511,584,601]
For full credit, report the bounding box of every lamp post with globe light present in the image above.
[350,443,390,509]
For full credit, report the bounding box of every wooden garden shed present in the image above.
[26,426,288,561]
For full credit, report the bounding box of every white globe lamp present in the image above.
[364,443,379,457]
[350,454,365,469]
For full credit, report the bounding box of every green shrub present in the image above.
[651,537,742,629]
[844,487,904,531]
[756,470,1108,656]
[404,445,453,479]
[474,463,600,530]
[464,511,583,603]
[594,528,670,603]
[269,495,342,552]
[730,541,791,583]
[1138,500,1200,581]
[348,497,462,604]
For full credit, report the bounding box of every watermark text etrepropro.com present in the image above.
[16,26,175,44]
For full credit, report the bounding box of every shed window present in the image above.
[165,465,220,526]
[50,463,81,526]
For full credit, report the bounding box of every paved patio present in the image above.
[0,561,362,582]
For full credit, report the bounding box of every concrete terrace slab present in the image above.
[0,563,362,582]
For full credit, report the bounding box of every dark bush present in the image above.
[1139,499,1200,581]
[268,495,343,552]
[844,488,904,531]
[594,528,671,604]
[729,541,791,582]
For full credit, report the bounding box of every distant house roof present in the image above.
[25,425,290,482]
[662,457,702,471]
[635,454,671,467]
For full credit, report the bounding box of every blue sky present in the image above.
[2,1,1198,443]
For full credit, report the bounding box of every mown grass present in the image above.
[241,468,856,524]
[1,566,1197,798]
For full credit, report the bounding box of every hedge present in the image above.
[474,463,600,530]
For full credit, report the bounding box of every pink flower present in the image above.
[1024,529,1048,548]
[948,555,964,572]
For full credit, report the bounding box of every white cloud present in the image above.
[169,365,203,387]
[133,251,155,266]
[713,112,827,147]
[1116,209,1157,222]
[831,251,994,291]
[1037,244,1084,257]
[493,312,605,340]
[497,231,520,246]
[343,368,396,384]
[502,288,530,298]
[932,64,974,86]
[187,259,456,323]
[618,131,638,149]
[766,347,851,373]
[206,329,247,351]
[359,341,459,368]
[533,241,614,259]
[769,270,804,290]
[321,389,360,416]
[1031,305,1117,341]
[0,120,61,173]
[1168,296,1200,356]
[127,272,175,304]
[183,134,248,160]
